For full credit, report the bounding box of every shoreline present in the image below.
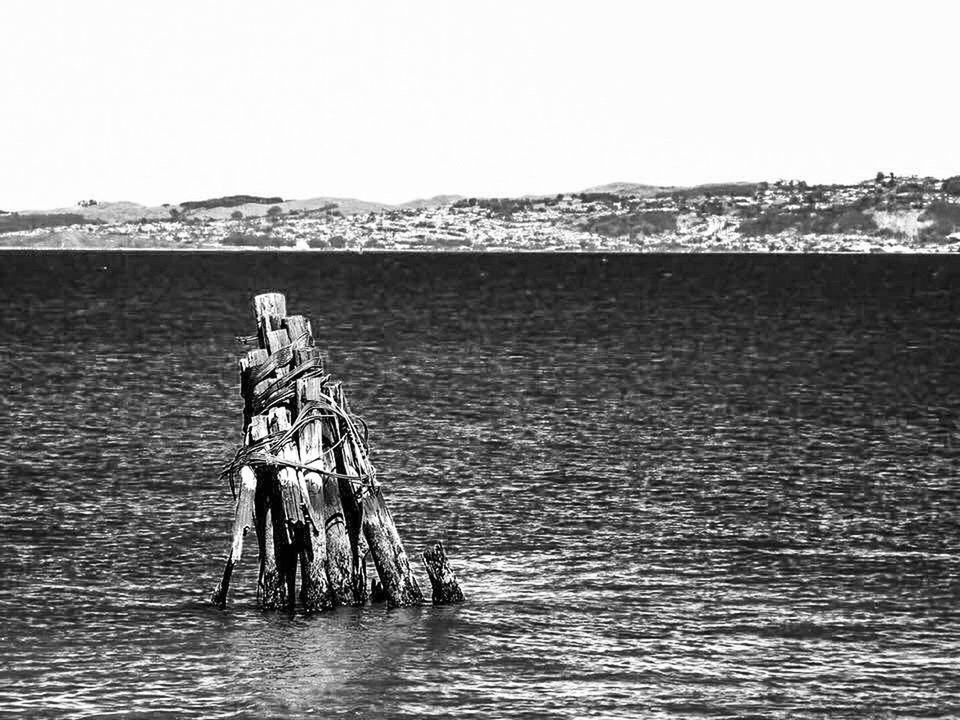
[3,176,960,254]
[1,245,957,255]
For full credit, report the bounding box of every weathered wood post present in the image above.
[210,465,257,608]
[421,542,465,604]
[328,382,371,605]
[333,387,424,608]
[268,406,312,612]
[250,414,284,609]
[295,375,335,611]
[212,291,464,612]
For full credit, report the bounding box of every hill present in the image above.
[580,182,671,197]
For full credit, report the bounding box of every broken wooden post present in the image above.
[213,291,461,613]
[421,542,465,604]
[210,465,257,608]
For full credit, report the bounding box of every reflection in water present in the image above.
[0,252,958,719]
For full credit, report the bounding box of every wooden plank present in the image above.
[293,345,323,370]
[240,349,270,431]
[265,328,291,356]
[283,315,313,350]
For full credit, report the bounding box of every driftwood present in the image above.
[212,291,463,613]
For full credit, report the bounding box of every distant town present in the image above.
[2,173,959,252]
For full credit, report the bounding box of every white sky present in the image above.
[1,0,957,209]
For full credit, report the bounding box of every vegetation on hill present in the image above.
[180,195,284,211]
[0,213,99,233]
[664,182,762,199]
[453,197,540,218]
[918,202,960,243]
[739,204,877,236]
[943,176,960,197]
[583,211,678,237]
[221,231,294,248]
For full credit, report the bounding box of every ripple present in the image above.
[0,252,958,718]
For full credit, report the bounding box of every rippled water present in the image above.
[0,251,958,718]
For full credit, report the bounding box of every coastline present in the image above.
[3,177,959,253]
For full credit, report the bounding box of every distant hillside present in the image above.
[580,182,670,197]
[401,195,464,209]
[22,201,169,223]
[664,182,762,199]
[0,212,101,233]
[13,196,396,225]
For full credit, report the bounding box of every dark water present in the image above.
[0,251,958,719]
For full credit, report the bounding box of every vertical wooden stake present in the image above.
[328,382,369,604]
[247,414,284,610]
[333,385,423,608]
[296,376,334,612]
[254,292,286,347]
[268,407,312,612]
[421,542,465,604]
[360,487,424,608]
[210,465,257,608]
[322,477,356,604]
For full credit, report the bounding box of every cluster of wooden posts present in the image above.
[212,292,463,611]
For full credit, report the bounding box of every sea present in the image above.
[0,251,958,719]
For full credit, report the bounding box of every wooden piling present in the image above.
[360,487,424,608]
[248,414,284,610]
[210,465,257,608]
[268,407,312,611]
[328,382,369,605]
[295,375,335,611]
[421,542,465,604]
[333,386,423,608]
[251,295,296,611]
[214,291,462,613]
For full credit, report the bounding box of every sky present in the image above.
[1,0,958,209]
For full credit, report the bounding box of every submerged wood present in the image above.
[421,542,465,604]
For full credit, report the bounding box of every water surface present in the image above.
[0,252,958,718]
